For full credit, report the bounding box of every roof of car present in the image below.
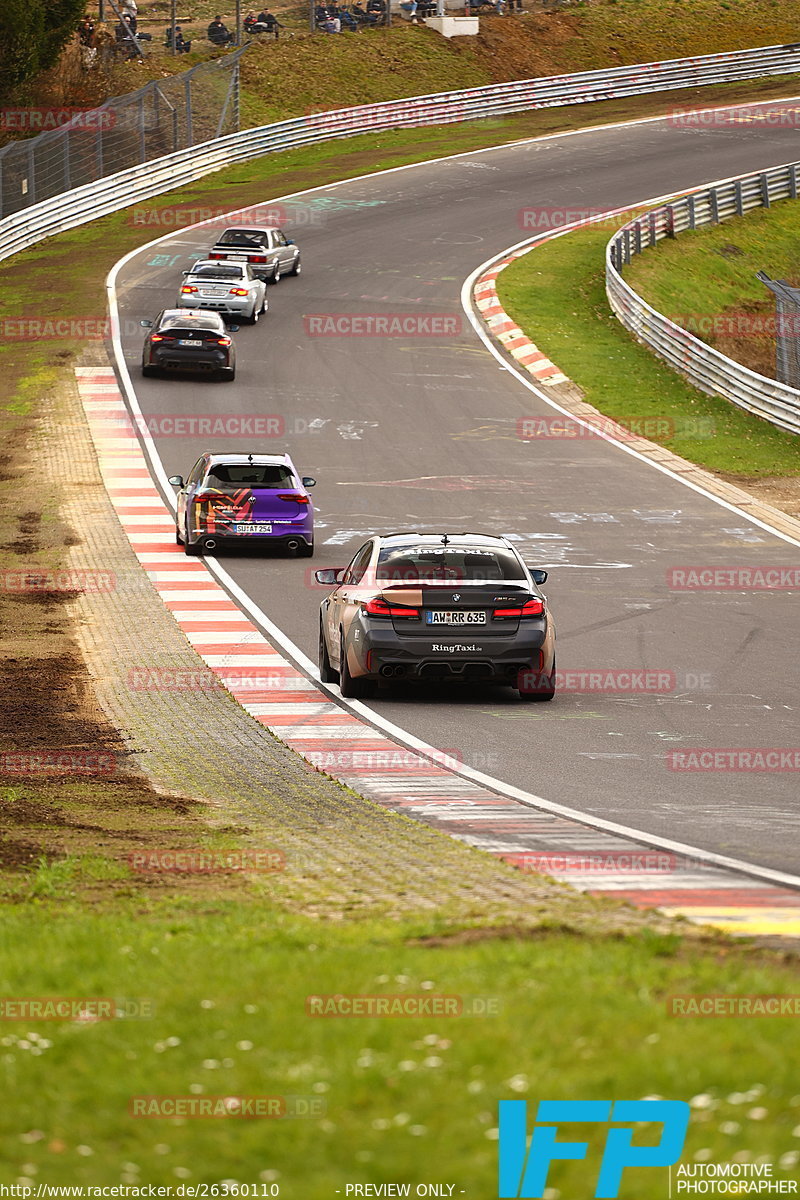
[204,452,293,466]
[188,259,247,270]
[379,533,512,546]
[218,226,279,235]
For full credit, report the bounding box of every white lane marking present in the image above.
[105,107,800,894]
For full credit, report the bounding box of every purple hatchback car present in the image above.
[170,451,315,557]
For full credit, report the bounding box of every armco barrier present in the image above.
[606,162,800,436]
[3,42,800,265]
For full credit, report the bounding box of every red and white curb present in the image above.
[474,269,568,386]
[77,365,800,937]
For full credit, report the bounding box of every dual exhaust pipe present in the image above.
[380,664,406,678]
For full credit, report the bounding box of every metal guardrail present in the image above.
[606,162,800,436]
[3,41,800,267]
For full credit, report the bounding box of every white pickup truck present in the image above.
[207,226,301,284]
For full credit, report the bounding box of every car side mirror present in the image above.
[168,475,184,487]
[302,476,316,488]
[286,237,295,245]
[315,568,344,585]
[140,319,153,328]
[531,569,548,585]
[228,324,240,332]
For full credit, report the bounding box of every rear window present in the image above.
[218,229,267,248]
[158,314,224,334]
[205,464,295,487]
[376,545,526,584]
[189,265,245,279]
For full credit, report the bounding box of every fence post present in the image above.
[760,173,771,208]
[185,75,193,147]
[26,141,36,205]
[791,164,798,201]
[139,94,147,162]
[709,187,719,224]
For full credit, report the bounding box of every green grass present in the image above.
[1,905,799,1191]
[625,197,800,380]
[496,223,800,477]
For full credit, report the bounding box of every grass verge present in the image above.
[496,223,800,479]
[625,197,800,381]
[1,906,799,1191]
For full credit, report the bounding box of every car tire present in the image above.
[184,539,202,557]
[289,254,301,276]
[142,364,158,377]
[247,302,259,325]
[518,658,556,702]
[339,632,372,699]
[269,264,281,285]
[319,621,337,683]
[220,367,236,382]
[297,540,314,558]
[175,525,183,545]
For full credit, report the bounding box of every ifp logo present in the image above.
[498,1100,690,1198]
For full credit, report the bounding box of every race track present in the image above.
[112,106,800,874]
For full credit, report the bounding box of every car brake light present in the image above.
[216,336,232,347]
[150,333,164,342]
[209,252,224,259]
[277,492,310,503]
[493,598,544,619]
[362,596,419,619]
[250,255,267,263]
[181,285,198,294]
[229,287,249,296]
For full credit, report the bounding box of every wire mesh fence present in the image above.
[0,47,246,221]
[756,272,800,390]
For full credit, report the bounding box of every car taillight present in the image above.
[181,285,198,294]
[362,596,419,619]
[209,252,224,259]
[229,287,249,296]
[277,492,310,504]
[216,336,232,347]
[150,333,174,342]
[250,255,267,263]
[493,598,545,619]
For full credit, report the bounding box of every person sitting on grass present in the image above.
[255,8,282,36]
[207,15,234,43]
[165,22,191,51]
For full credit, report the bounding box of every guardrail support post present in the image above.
[760,173,771,208]
[688,195,696,230]
[734,180,743,216]
[791,164,798,200]
[665,205,675,238]
[634,221,642,255]
[709,187,719,224]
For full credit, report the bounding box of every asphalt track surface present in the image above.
[113,107,800,875]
